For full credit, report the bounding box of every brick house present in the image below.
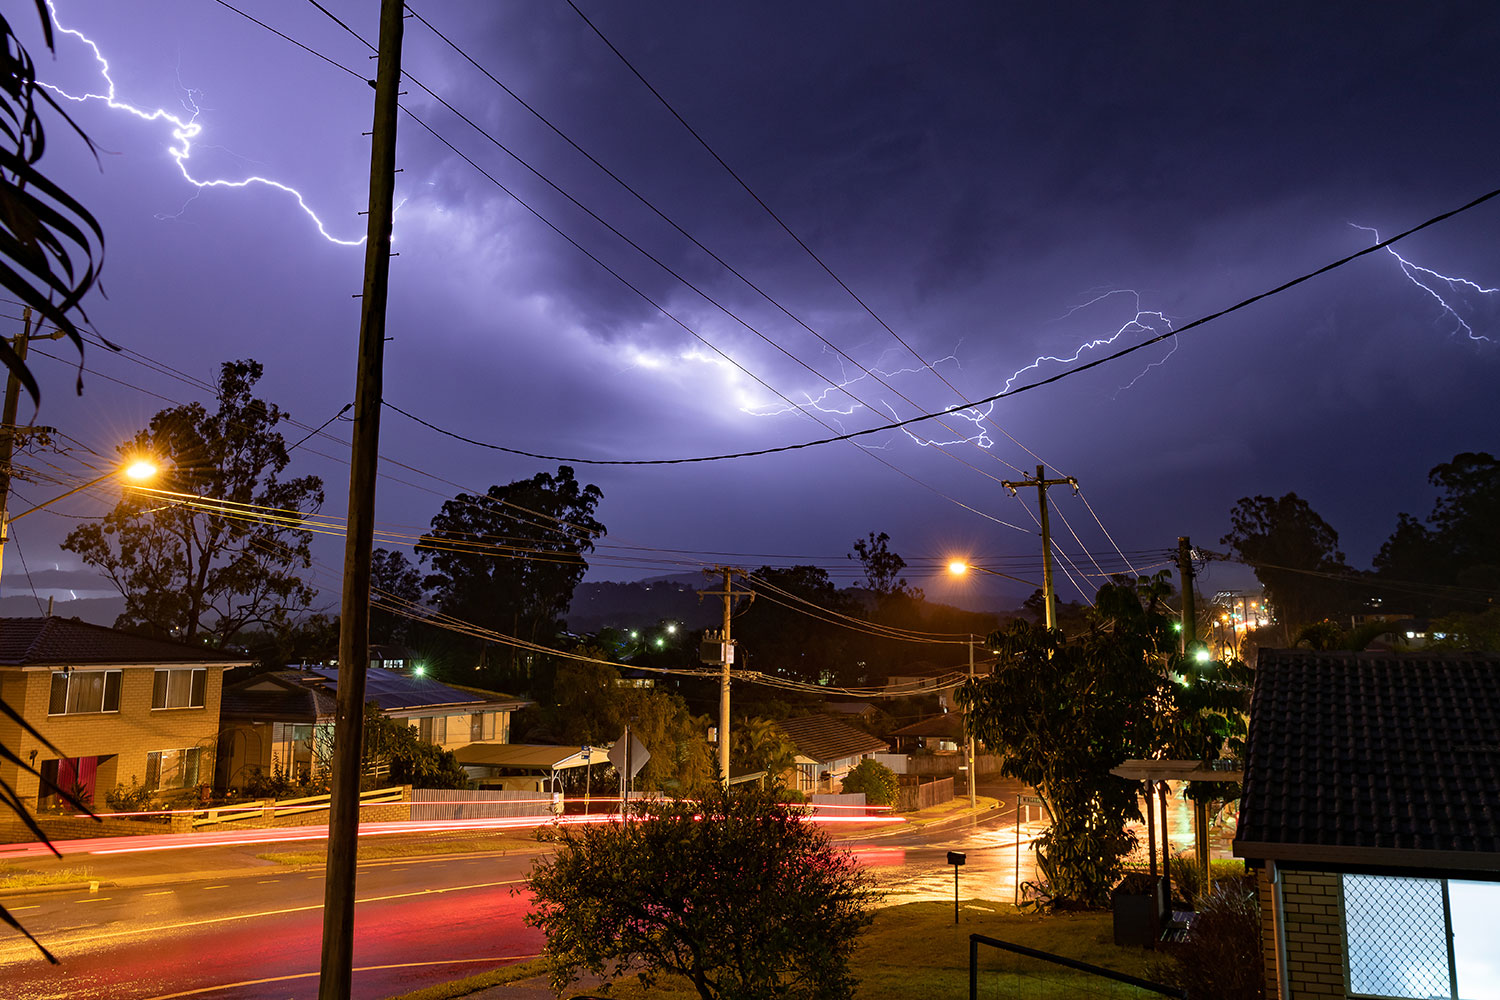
[1233,649,1500,999]
[217,665,529,790]
[0,617,247,809]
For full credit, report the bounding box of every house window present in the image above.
[470,712,496,743]
[417,715,446,744]
[145,748,203,791]
[48,670,122,715]
[1343,874,1500,999]
[152,668,206,709]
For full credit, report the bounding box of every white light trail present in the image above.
[42,1,364,246]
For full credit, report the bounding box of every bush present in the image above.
[525,783,879,1000]
[1156,878,1263,999]
[840,759,898,806]
[104,780,154,815]
[1169,854,1246,905]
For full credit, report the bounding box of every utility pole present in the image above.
[966,635,976,810]
[319,2,404,997]
[702,567,746,788]
[1176,536,1197,655]
[0,308,65,593]
[1175,536,1211,896]
[1000,465,1077,630]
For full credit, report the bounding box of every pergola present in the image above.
[1109,759,1243,904]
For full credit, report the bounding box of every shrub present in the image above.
[104,780,154,814]
[839,759,898,806]
[1156,878,1263,999]
[526,783,879,1000]
[1169,854,1247,905]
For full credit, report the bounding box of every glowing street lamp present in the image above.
[0,457,158,595]
[945,559,1038,587]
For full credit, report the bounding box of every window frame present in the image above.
[151,667,207,710]
[1341,873,1499,1000]
[47,669,122,716]
[145,747,203,792]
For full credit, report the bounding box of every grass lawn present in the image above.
[0,865,95,891]
[390,900,1165,1000]
[258,830,545,866]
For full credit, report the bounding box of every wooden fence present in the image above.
[897,776,953,813]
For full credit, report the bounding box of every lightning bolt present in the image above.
[41,1,363,247]
[1352,224,1495,342]
[739,290,1175,451]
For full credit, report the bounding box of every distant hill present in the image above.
[0,595,124,626]
[567,574,720,633]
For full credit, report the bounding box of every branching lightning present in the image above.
[736,289,1176,451]
[42,1,363,246]
[1352,224,1495,342]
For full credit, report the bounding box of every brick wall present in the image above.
[1277,868,1347,998]
[0,664,227,807]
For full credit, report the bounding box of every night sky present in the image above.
[6,1,1498,618]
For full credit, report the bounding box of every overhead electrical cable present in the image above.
[383,183,1500,466]
[406,3,1030,479]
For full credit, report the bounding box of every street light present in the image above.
[945,559,1039,588]
[0,457,158,595]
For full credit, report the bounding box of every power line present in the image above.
[383,183,1500,466]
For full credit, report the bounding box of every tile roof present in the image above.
[220,670,337,722]
[888,713,965,739]
[775,714,888,764]
[299,665,526,713]
[1234,649,1500,871]
[0,616,248,667]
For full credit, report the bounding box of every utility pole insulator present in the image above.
[999,465,1079,631]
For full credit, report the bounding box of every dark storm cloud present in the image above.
[6,0,1498,612]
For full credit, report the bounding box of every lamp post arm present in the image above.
[5,469,121,525]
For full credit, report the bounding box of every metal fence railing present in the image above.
[969,934,1185,1000]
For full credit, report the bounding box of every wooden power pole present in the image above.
[318,1,404,996]
[1000,465,1077,629]
[1177,536,1197,655]
[701,567,746,787]
[0,309,64,592]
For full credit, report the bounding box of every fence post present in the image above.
[969,935,978,1000]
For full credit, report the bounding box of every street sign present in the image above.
[1019,794,1044,806]
[607,730,650,779]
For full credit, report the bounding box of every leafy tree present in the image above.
[739,565,855,684]
[240,613,340,671]
[417,465,603,685]
[362,705,468,789]
[62,360,323,646]
[369,547,424,646]
[524,656,714,794]
[731,716,798,786]
[1220,493,1350,635]
[840,758,898,806]
[1375,452,1500,614]
[1426,607,1500,652]
[525,784,878,1000]
[849,530,919,598]
[960,575,1245,907]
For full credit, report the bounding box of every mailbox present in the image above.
[947,851,967,866]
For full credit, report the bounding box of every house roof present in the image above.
[888,714,965,739]
[299,665,529,714]
[220,670,338,722]
[1234,649,1500,872]
[0,617,248,667]
[775,714,888,765]
[454,743,592,770]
